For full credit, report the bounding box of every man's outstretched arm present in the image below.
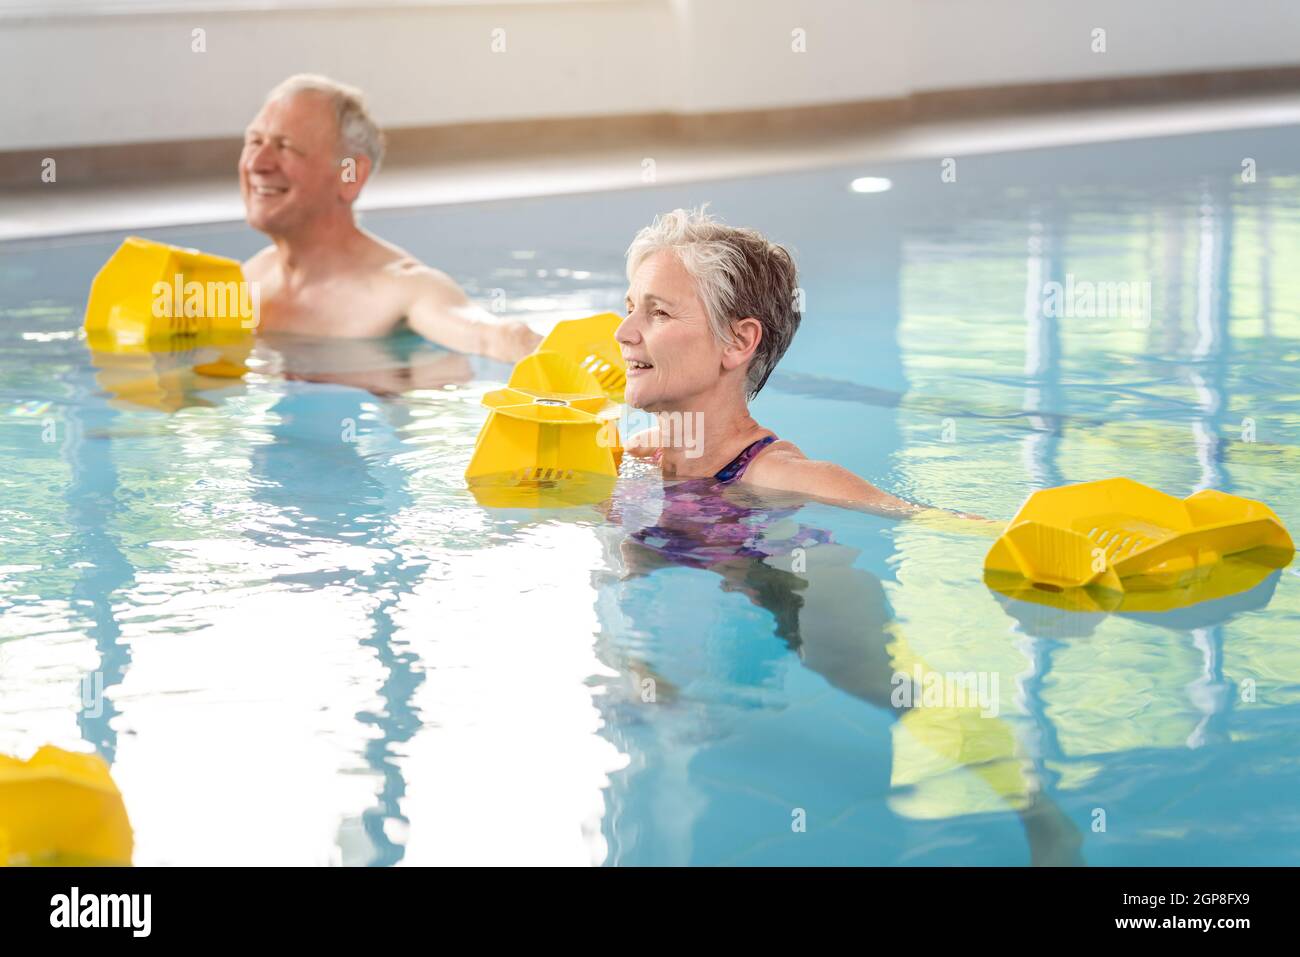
[405,268,541,363]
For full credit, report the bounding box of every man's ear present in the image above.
[338,154,373,203]
[721,317,763,373]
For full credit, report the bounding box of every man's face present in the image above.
[240,92,345,235]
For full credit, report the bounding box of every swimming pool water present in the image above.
[2,120,1299,865]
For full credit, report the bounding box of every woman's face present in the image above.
[616,251,728,411]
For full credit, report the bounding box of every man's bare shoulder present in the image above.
[350,232,425,273]
[380,255,466,309]
[243,245,279,279]
[380,253,456,287]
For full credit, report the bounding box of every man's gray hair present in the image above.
[266,74,386,171]
[625,207,800,398]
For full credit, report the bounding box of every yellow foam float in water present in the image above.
[465,314,627,507]
[535,312,626,403]
[984,477,1294,611]
[465,351,622,507]
[0,745,133,866]
[85,236,257,345]
[83,236,256,410]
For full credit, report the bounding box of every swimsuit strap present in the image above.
[714,435,777,483]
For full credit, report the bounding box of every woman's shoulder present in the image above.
[744,440,920,513]
[745,441,865,494]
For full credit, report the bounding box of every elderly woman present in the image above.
[607,212,1078,863]
[617,207,923,515]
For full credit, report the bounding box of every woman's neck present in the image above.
[653,383,769,479]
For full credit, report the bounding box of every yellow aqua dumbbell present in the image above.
[984,477,1294,612]
[0,745,133,866]
[464,313,628,507]
[465,349,623,508]
[536,312,626,403]
[466,351,622,480]
[85,236,258,346]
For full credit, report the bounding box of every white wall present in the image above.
[0,0,676,149]
[670,0,911,112]
[903,0,1300,92]
[2,0,1299,151]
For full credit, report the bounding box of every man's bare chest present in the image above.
[255,276,407,337]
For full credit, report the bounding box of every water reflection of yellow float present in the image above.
[87,331,253,413]
[886,626,1051,824]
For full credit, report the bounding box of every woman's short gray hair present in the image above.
[625,207,800,398]
[266,74,386,171]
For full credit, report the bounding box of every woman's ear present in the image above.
[721,316,763,372]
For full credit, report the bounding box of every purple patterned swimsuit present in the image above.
[626,435,833,570]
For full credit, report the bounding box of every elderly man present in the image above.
[241,74,540,362]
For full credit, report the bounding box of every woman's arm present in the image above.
[743,441,997,525]
[743,441,923,516]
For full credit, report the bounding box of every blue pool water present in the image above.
[2,120,1299,865]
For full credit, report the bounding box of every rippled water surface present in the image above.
[2,121,1299,864]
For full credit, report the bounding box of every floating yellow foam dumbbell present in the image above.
[984,477,1293,612]
[85,236,257,345]
[0,745,133,866]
